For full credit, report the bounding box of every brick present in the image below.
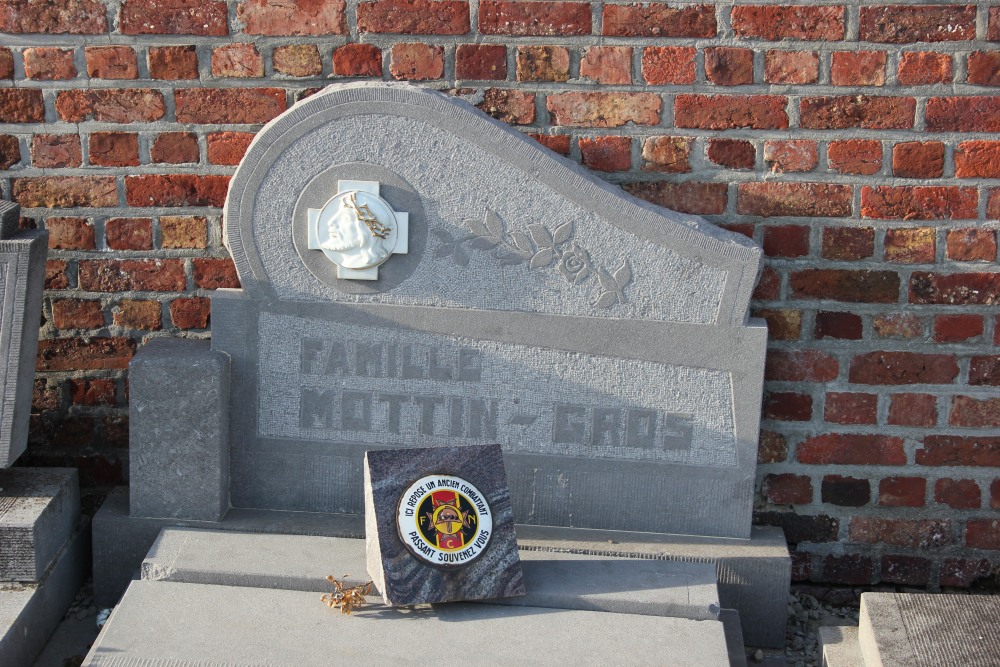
[992,7,1000,41]
[46,217,95,250]
[909,271,1000,305]
[955,141,1000,178]
[950,396,1000,428]
[86,46,137,79]
[763,225,808,258]
[889,393,937,426]
[822,475,870,507]
[850,351,958,385]
[754,512,839,544]
[764,391,812,421]
[994,480,1000,510]
[193,257,240,289]
[390,43,444,80]
[161,216,208,249]
[105,218,153,251]
[89,132,139,167]
[622,182,727,216]
[873,313,922,339]
[69,379,116,406]
[764,50,818,84]
[860,5,976,43]
[752,267,779,299]
[794,552,812,581]
[0,89,45,123]
[358,0,469,34]
[273,44,321,77]
[121,0,227,35]
[821,227,874,261]
[848,516,951,549]
[927,97,1000,132]
[528,134,570,155]
[675,94,787,130]
[705,47,753,86]
[764,140,816,173]
[801,96,914,130]
[863,186,977,220]
[151,132,199,164]
[831,51,886,87]
[0,136,20,169]
[881,555,931,586]
[822,555,873,586]
[175,88,285,123]
[825,393,877,426]
[548,92,660,128]
[966,520,1000,550]
[967,52,1000,86]
[602,3,713,37]
[732,4,845,41]
[918,436,1000,467]
[170,297,211,329]
[580,46,631,85]
[798,434,905,465]
[752,309,801,341]
[935,479,980,509]
[23,47,77,80]
[516,46,569,82]
[36,338,135,372]
[112,299,161,330]
[126,175,230,208]
[79,259,185,292]
[207,132,254,165]
[940,558,992,587]
[705,139,753,169]
[0,0,107,34]
[212,44,264,77]
[641,47,695,85]
[892,141,945,178]
[480,1,590,36]
[238,0,347,35]
[970,356,1000,386]
[765,350,838,382]
[149,45,199,80]
[0,48,10,79]
[828,140,882,175]
[897,52,953,85]
[46,261,68,290]
[13,177,117,208]
[51,299,103,329]
[56,89,165,123]
[877,478,926,508]
[884,227,935,263]
[758,430,787,464]
[477,89,535,125]
[31,134,82,168]
[580,136,631,173]
[815,311,862,340]
[763,474,812,505]
[738,182,851,218]
[640,137,691,173]
[934,314,983,343]
[456,44,505,81]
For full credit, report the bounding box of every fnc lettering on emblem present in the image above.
[307,180,409,280]
[396,475,493,568]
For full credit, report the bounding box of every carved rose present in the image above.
[558,243,593,284]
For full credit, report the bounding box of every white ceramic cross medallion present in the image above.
[306,180,409,280]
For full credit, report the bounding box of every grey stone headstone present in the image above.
[0,202,48,468]
[364,444,524,605]
[215,82,766,540]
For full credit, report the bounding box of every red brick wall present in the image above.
[4,0,999,588]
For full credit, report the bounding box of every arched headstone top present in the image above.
[224,82,761,326]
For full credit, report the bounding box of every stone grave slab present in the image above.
[0,201,48,468]
[0,468,79,581]
[819,625,863,667]
[364,444,523,605]
[213,81,766,539]
[860,592,1000,667]
[84,580,731,666]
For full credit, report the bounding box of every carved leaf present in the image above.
[613,260,632,287]
[434,243,454,258]
[509,231,534,253]
[432,229,454,243]
[529,248,553,269]
[453,244,470,267]
[484,210,503,238]
[465,217,489,238]
[528,224,553,248]
[497,252,525,266]
[594,291,617,309]
[552,221,573,245]
[597,267,616,291]
[471,236,500,250]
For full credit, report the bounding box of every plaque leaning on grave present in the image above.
[365,444,525,606]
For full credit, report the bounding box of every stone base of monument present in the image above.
[820,592,1000,667]
[0,468,88,665]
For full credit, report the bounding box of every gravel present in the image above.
[747,587,860,666]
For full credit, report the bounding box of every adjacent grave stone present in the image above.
[364,444,523,605]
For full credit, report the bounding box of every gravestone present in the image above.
[93,82,788,649]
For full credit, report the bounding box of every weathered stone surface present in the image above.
[0,468,79,578]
